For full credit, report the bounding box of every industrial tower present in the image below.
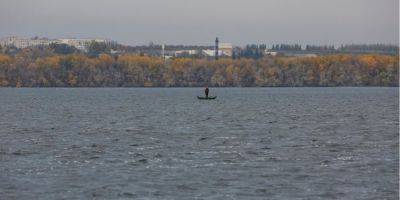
[215,37,219,60]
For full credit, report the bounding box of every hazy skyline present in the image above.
[0,0,398,46]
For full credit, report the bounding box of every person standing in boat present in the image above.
[205,87,209,98]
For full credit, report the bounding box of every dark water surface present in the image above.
[0,88,398,199]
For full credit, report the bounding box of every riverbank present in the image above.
[0,53,398,87]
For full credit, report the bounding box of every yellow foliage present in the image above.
[0,52,397,87]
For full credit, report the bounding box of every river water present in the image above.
[0,88,398,199]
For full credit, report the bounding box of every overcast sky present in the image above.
[0,0,398,46]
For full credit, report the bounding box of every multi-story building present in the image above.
[59,38,115,51]
[0,36,115,51]
[0,36,58,48]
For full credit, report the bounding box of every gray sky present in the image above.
[0,0,398,46]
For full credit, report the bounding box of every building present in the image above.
[264,50,278,56]
[219,43,233,57]
[0,36,115,51]
[174,50,198,57]
[202,37,233,58]
[202,49,228,57]
[0,36,58,48]
[59,38,115,51]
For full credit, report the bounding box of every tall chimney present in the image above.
[215,37,219,60]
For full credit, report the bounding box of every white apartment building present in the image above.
[0,36,115,51]
[0,36,58,48]
[59,38,115,51]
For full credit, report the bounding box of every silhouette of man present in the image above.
[205,87,209,98]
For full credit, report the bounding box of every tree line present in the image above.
[270,44,398,54]
[272,44,302,51]
[305,45,335,51]
[338,44,399,54]
[0,46,397,87]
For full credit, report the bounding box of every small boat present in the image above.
[197,96,217,100]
